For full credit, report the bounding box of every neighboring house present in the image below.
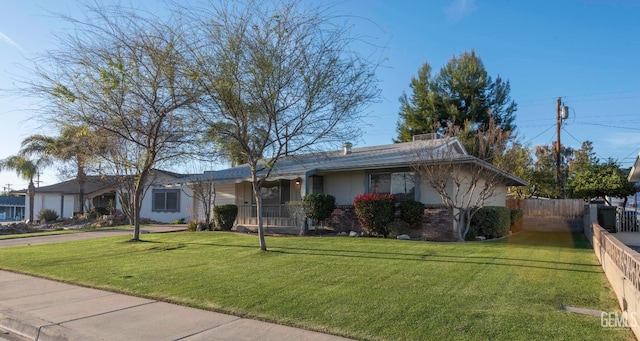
[629,155,640,183]
[0,195,25,221]
[23,170,195,223]
[178,136,527,237]
[626,158,640,208]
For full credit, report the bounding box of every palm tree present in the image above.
[0,156,41,223]
[21,125,101,215]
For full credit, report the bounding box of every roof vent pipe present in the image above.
[343,142,352,155]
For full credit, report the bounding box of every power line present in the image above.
[571,122,640,131]
[522,124,555,145]
[621,147,640,166]
[516,90,640,109]
[561,127,607,161]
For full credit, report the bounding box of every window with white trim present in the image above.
[152,189,180,212]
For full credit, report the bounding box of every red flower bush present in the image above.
[353,193,395,236]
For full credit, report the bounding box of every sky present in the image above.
[1,0,640,191]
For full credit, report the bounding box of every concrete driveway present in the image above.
[0,225,188,248]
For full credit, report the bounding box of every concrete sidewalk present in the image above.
[0,271,350,341]
[0,227,351,340]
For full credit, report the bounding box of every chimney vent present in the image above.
[343,142,352,155]
[413,133,438,141]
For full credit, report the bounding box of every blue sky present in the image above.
[1,0,640,190]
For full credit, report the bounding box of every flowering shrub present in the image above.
[353,193,395,236]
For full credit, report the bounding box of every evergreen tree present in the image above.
[570,140,598,174]
[396,50,517,143]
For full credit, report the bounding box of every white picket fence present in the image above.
[617,207,639,232]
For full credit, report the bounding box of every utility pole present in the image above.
[556,97,562,198]
[34,171,42,188]
[555,97,569,198]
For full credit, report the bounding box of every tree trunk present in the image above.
[27,180,35,223]
[132,186,143,241]
[77,165,86,215]
[252,181,267,251]
[457,208,471,242]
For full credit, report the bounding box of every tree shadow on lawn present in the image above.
[265,248,601,273]
[183,239,602,274]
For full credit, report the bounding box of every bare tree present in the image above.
[412,120,522,241]
[186,0,380,250]
[184,175,216,227]
[26,4,200,240]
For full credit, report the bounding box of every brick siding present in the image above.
[327,204,455,241]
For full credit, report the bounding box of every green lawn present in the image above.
[0,231,632,340]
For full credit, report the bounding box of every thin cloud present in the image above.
[0,31,26,54]
[443,0,477,22]
[605,133,640,147]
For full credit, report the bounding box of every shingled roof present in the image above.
[28,176,120,196]
[0,196,24,207]
[179,137,527,187]
[16,170,190,195]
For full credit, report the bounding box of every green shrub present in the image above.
[37,209,59,222]
[173,217,186,224]
[187,220,198,232]
[399,200,424,229]
[510,209,524,232]
[196,221,211,231]
[464,225,478,241]
[470,206,511,239]
[87,206,110,220]
[303,193,336,225]
[213,204,238,231]
[387,219,411,239]
[353,193,395,237]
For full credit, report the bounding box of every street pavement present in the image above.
[0,227,352,341]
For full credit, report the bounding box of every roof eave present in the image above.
[629,154,640,182]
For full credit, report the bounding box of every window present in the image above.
[251,180,291,217]
[252,180,291,205]
[369,172,415,200]
[152,189,180,212]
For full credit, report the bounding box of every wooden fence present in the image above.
[506,198,586,218]
[506,198,586,232]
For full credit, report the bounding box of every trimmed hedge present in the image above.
[510,209,524,232]
[470,206,511,239]
[213,204,238,231]
[303,193,336,225]
[354,193,395,236]
[399,200,424,229]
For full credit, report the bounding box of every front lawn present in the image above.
[0,232,632,340]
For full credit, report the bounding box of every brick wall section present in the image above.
[327,204,455,241]
[416,205,456,241]
[327,205,360,232]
